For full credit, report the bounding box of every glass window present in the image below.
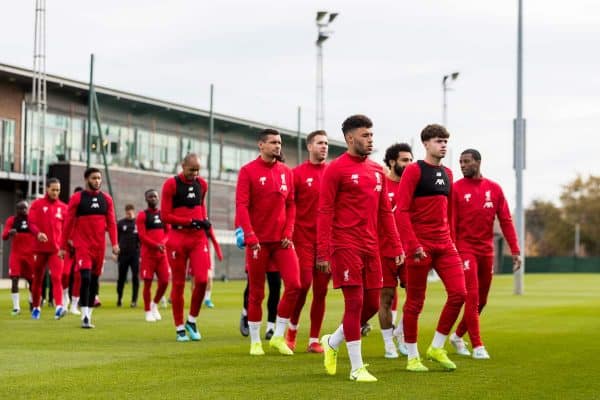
[136,129,151,170]
[0,119,15,172]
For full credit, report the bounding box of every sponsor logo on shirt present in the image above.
[153,215,161,225]
[43,206,48,213]
[463,259,470,271]
[484,190,494,208]
[464,193,471,202]
[259,176,267,186]
[91,197,100,208]
[343,269,350,282]
[187,186,196,199]
[351,174,359,184]
[56,207,62,218]
[306,177,314,187]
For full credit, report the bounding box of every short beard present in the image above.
[394,165,405,177]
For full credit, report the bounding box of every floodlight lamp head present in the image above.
[317,32,330,45]
[316,11,328,22]
[451,72,460,80]
[329,13,339,23]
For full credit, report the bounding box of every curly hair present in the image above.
[383,143,413,168]
[342,115,372,135]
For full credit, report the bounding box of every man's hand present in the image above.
[58,249,66,259]
[157,244,166,253]
[37,232,48,243]
[281,238,292,249]
[112,245,120,256]
[512,254,522,272]
[316,260,331,273]
[8,229,16,238]
[395,254,405,266]
[251,243,261,259]
[414,247,427,262]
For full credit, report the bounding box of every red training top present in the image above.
[2,215,36,254]
[136,208,169,258]
[317,152,402,262]
[160,173,208,227]
[395,160,454,255]
[29,195,68,253]
[293,160,327,245]
[61,189,118,250]
[235,156,295,246]
[452,176,520,256]
[379,176,401,257]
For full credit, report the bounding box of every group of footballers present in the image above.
[233,115,521,382]
[4,113,520,383]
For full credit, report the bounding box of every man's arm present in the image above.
[395,164,421,256]
[316,164,338,265]
[283,169,296,241]
[160,178,193,226]
[61,193,80,249]
[105,195,118,248]
[2,216,14,240]
[496,186,520,255]
[378,174,404,258]
[446,168,455,242]
[235,167,259,247]
[27,200,42,237]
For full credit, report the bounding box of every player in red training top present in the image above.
[136,189,170,323]
[396,124,466,372]
[161,153,222,342]
[61,168,119,328]
[29,178,68,320]
[2,200,35,316]
[318,115,404,382]
[62,186,83,315]
[377,143,413,359]
[449,149,521,359]
[235,128,301,356]
[284,130,329,353]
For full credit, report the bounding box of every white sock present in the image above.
[288,322,298,331]
[176,324,185,331]
[249,321,261,343]
[266,321,275,332]
[28,293,33,303]
[71,297,79,308]
[381,328,395,352]
[391,310,398,325]
[63,289,70,305]
[187,315,196,323]
[204,290,211,301]
[346,340,363,371]
[309,337,319,345]
[241,308,247,317]
[274,316,288,337]
[329,324,345,350]
[11,293,20,310]
[151,302,158,310]
[393,317,404,337]
[431,331,447,349]
[81,306,90,319]
[406,342,419,359]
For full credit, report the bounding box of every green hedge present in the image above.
[499,256,600,273]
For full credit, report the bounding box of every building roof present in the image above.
[0,62,346,147]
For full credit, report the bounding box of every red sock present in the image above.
[170,282,185,326]
[153,280,168,304]
[143,279,153,312]
[342,286,363,342]
[189,281,207,318]
[309,272,329,338]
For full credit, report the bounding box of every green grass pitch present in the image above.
[1,274,599,399]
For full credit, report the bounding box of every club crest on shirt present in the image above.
[280,174,288,192]
[56,207,62,218]
[351,174,359,184]
[484,190,494,208]
[463,259,470,271]
[306,177,314,187]
[43,206,48,213]
[259,176,267,186]
[464,193,471,202]
[122,225,127,231]
[343,269,350,282]
[374,172,382,192]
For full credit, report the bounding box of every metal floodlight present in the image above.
[451,71,460,80]
[316,11,328,22]
[328,12,339,23]
[317,32,330,45]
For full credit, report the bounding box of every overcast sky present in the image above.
[2,0,599,207]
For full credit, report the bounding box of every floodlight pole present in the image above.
[315,11,337,130]
[208,84,214,219]
[513,0,526,295]
[297,106,302,164]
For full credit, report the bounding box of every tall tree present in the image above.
[560,175,600,256]
[525,200,573,256]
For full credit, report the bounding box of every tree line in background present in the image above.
[525,175,600,257]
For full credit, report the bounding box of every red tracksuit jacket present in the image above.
[29,195,68,253]
[452,177,520,256]
[317,152,402,262]
[62,189,118,250]
[379,176,402,257]
[161,173,208,226]
[235,157,295,246]
[136,208,169,258]
[293,160,326,245]
[395,160,454,255]
[2,215,36,254]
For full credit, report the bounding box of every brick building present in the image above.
[0,62,346,280]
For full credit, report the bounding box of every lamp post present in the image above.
[442,72,460,127]
[315,11,338,130]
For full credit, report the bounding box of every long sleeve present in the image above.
[2,217,14,240]
[496,187,520,255]
[235,167,258,246]
[378,177,403,257]
[283,170,296,239]
[160,178,193,226]
[316,164,338,262]
[446,168,455,242]
[27,202,41,236]
[61,193,80,249]
[395,165,421,255]
[105,195,118,247]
